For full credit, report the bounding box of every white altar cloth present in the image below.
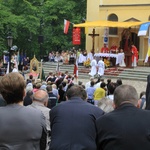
[94,53,124,65]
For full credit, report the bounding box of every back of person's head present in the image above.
[100,78,104,82]
[26,90,33,97]
[42,81,47,86]
[29,74,33,80]
[26,83,33,93]
[62,81,66,87]
[107,78,111,84]
[36,83,42,89]
[63,79,68,84]
[47,81,51,85]
[65,71,68,74]
[116,79,122,86]
[49,72,53,75]
[46,85,52,92]
[78,81,83,85]
[108,82,117,95]
[100,82,106,88]
[40,85,47,91]
[90,81,95,87]
[66,85,87,101]
[140,91,146,99]
[0,72,26,104]
[33,90,48,104]
[61,73,65,77]
[52,84,57,89]
[114,85,138,108]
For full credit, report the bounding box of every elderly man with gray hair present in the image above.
[28,90,50,149]
[96,85,150,150]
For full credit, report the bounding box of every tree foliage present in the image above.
[0,0,86,58]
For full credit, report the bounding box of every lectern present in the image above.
[124,50,132,68]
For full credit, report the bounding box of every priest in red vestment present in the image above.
[131,44,138,67]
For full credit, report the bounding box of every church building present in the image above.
[86,0,150,64]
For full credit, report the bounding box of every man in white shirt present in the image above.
[85,77,94,90]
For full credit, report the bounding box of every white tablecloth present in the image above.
[94,53,124,65]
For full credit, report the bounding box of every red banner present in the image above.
[72,27,81,45]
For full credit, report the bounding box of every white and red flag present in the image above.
[64,19,70,34]
[73,59,78,78]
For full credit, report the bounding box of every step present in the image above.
[104,74,147,81]
[118,72,147,77]
[120,72,149,76]
[41,62,149,81]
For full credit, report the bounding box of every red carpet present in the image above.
[79,67,124,76]
[104,67,124,76]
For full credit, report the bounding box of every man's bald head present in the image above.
[114,85,138,108]
[33,90,49,104]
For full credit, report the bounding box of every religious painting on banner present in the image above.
[72,27,81,45]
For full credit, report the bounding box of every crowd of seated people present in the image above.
[0,70,149,150]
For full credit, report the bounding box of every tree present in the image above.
[0,0,86,59]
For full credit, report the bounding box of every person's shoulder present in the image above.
[96,109,115,124]
[49,93,57,98]
[137,108,150,116]
[26,105,44,115]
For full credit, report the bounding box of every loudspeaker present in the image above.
[38,35,44,43]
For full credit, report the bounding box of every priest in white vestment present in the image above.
[89,57,97,77]
[97,58,105,76]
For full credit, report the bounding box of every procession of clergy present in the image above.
[53,43,138,78]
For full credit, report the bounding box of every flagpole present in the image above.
[75,58,78,84]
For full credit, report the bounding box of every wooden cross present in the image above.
[88,28,99,54]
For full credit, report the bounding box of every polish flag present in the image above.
[73,59,78,78]
[64,19,70,34]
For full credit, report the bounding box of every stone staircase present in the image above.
[42,62,150,81]
[104,66,150,81]
[117,67,150,81]
[42,62,90,80]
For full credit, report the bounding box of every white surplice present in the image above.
[89,59,97,77]
[97,60,105,76]
[119,52,126,67]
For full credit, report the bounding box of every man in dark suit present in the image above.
[0,72,47,150]
[50,85,104,150]
[96,85,150,150]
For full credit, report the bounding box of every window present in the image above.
[108,14,118,35]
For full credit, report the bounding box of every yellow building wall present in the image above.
[86,0,100,52]
[86,0,150,62]
[101,0,149,5]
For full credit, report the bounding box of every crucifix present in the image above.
[88,28,99,54]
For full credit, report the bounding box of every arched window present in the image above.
[108,14,118,35]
